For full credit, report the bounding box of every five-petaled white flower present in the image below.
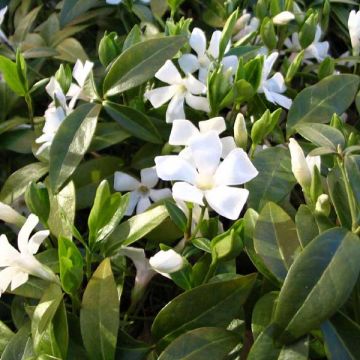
[36,60,94,155]
[155,131,258,220]
[258,52,292,109]
[169,116,236,159]
[0,214,57,296]
[149,249,185,275]
[284,25,329,63]
[114,167,172,216]
[288,138,321,190]
[348,10,360,56]
[144,60,210,123]
[178,27,238,84]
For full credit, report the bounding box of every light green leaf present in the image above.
[0,56,27,96]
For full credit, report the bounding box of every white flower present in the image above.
[36,60,94,155]
[149,249,185,275]
[348,10,360,56]
[258,52,292,109]
[233,11,260,42]
[288,138,320,190]
[155,131,258,220]
[0,202,25,227]
[169,117,236,158]
[0,214,57,296]
[273,11,295,25]
[178,27,238,83]
[0,7,9,46]
[114,167,171,216]
[284,25,329,63]
[144,60,210,123]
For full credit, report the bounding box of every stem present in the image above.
[85,249,92,280]
[25,94,34,129]
[184,206,193,241]
[189,206,206,240]
[203,260,217,284]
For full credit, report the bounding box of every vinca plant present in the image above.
[0,0,360,359]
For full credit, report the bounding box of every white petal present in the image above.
[189,132,222,176]
[198,67,209,84]
[126,191,141,216]
[144,85,178,108]
[221,136,237,158]
[273,11,295,25]
[214,148,258,186]
[262,52,279,82]
[289,138,312,189]
[166,93,186,123]
[185,93,210,113]
[184,74,206,95]
[205,186,249,220]
[265,72,286,93]
[189,28,207,57]
[222,56,238,75]
[149,249,184,274]
[0,267,17,294]
[18,214,39,254]
[0,235,19,267]
[136,196,151,214]
[263,87,292,109]
[178,54,200,74]
[73,60,94,87]
[155,60,182,85]
[114,172,140,192]
[0,202,25,226]
[199,117,226,135]
[28,230,50,255]
[106,0,122,4]
[306,42,329,62]
[155,155,197,184]
[140,167,158,188]
[10,271,29,291]
[172,182,204,205]
[208,30,222,59]
[169,119,199,145]
[305,155,321,176]
[0,6,8,25]
[149,188,172,202]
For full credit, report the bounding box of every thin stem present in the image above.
[189,206,206,240]
[85,249,92,280]
[184,206,193,241]
[25,94,34,129]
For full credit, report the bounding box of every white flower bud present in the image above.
[315,194,330,216]
[273,11,295,25]
[234,113,248,149]
[0,202,25,227]
[149,250,184,274]
[348,10,360,56]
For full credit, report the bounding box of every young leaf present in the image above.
[80,258,120,360]
[0,56,27,96]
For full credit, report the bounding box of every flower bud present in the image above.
[348,10,360,56]
[234,113,248,149]
[299,12,318,49]
[273,11,295,25]
[98,32,121,67]
[149,249,184,274]
[0,202,25,227]
[315,194,330,216]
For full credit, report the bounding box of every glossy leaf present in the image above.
[0,56,26,96]
[158,327,240,360]
[80,258,120,360]
[295,205,319,248]
[49,103,101,193]
[274,228,360,343]
[164,200,187,233]
[345,155,360,206]
[103,36,186,96]
[60,0,101,27]
[0,322,14,355]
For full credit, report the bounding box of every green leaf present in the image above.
[58,236,83,295]
[164,200,187,232]
[158,327,240,360]
[295,205,319,248]
[0,321,14,355]
[60,0,101,27]
[10,278,48,299]
[49,103,101,193]
[1,324,31,360]
[321,312,360,360]
[0,162,48,204]
[287,74,360,135]
[219,9,238,60]
[152,274,256,347]
[103,101,162,144]
[295,123,345,150]
[104,205,169,255]
[80,258,120,360]
[245,148,296,211]
[103,35,186,96]
[273,228,360,343]
[253,202,301,282]
[25,182,50,225]
[345,155,360,206]
[0,56,27,96]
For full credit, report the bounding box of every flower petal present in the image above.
[149,249,185,274]
[149,188,172,202]
[189,131,222,176]
[178,54,200,74]
[140,167,158,188]
[222,55,239,75]
[263,87,292,109]
[305,154,321,176]
[215,148,258,186]
[73,60,94,87]
[0,235,19,267]
[28,230,50,255]
[114,172,140,192]
[189,27,207,57]
[262,52,279,82]
[265,72,286,93]
[205,186,249,220]
[169,119,199,145]
[208,30,222,59]
[221,136,237,158]
[0,267,17,295]
[199,117,226,135]
[166,93,186,123]
[18,214,39,254]
[126,191,141,216]
[155,155,197,184]
[10,271,29,291]
[144,85,178,108]
[185,93,210,113]
[289,138,312,189]
[136,196,151,214]
[184,74,206,95]
[155,60,182,84]
[172,182,204,205]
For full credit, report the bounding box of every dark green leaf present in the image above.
[165,200,187,232]
[295,205,319,248]
[345,155,360,206]
[60,0,102,27]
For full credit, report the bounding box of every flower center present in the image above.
[196,173,214,191]
[138,185,150,195]
[199,55,210,67]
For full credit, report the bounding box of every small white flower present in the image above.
[284,25,329,63]
[178,27,238,83]
[0,214,57,296]
[155,132,258,220]
[144,60,210,123]
[233,11,260,42]
[273,11,295,25]
[258,52,292,109]
[0,202,25,227]
[169,117,236,158]
[288,138,320,190]
[149,249,185,275]
[348,10,360,56]
[114,167,171,216]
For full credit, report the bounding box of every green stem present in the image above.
[184,206,193,241]
[189,206,206,240]
[25,94,34,129]
[203,260,217,284]
[85,249,92,280]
